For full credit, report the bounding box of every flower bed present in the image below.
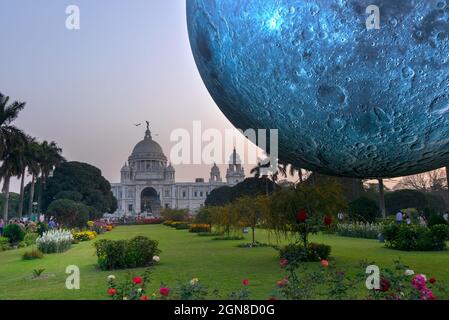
[73,231,97,242]
[36,229,73,254]
[189,224,211,233]
[136,218,163,225]
[335,222,383,239]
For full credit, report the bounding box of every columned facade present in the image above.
[111,126,245,216]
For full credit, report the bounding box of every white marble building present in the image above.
[111,126,245,216]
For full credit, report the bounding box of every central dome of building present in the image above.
[129,128,167,162]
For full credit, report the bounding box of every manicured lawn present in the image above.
[0,224,449,300]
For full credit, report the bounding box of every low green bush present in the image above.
[3,224,25,244]
[428,214,447,227]
[383,223,449,251]
[0,237,10,251]
[94,236,161,270]
[212,236,245,241]
[22,249,44,260]
[175,223,190,230]
[279,242,331,264]
[24,233,39,246]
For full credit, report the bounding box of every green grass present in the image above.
[0,224,449,300]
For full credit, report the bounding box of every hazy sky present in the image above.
[0,0,258,192]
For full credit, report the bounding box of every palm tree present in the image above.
[36,141,65,213]
[0,93,26,157]
[0,92,27,221]
[378,178,386,218]
[17,136,40,217]
[27,141,42,217]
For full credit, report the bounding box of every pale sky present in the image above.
[0,0,408,193]
[0,0,261,192]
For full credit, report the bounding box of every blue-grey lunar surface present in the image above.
[187,0,449,178]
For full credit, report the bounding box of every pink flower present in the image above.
[321,259,329,268]
[159,287,170,297]
[242,279,249,286]
[412,275,427,290]
[277,277,289,288]
[140,295,149,301]
[280,259,289,268]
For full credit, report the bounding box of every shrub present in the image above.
[73,231,97,242]
[3,224,25,244]
[428,214,447,227]
[0,237,10,251]
[279,242,331,264]
[22,249,44,260]
[189,224,211,233]
[136,218,163,225]
[335,222,383,239]
[24,233,39,246]
[95,236,161,270]
[36,222,48,236]
[383,223,449,251]
[46,199,90,228]
[36,229,73,254]
[212,236,244,241]
[347,197,380,222]
[175,223,190,230]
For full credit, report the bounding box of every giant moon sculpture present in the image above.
[187,0,449,178]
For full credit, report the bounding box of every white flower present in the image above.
[123,297,128,300]
[404,269,414,276]
[107,275,116,281]
[152,256,160,263]
[190,278,199,286]
[137,288,143,293]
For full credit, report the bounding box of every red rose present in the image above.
[429,277,436,284]
[268,296,278,301]
[379,277,391,292]
[296,209,308,223]
[242,279,249,286]
[140,295,149,301]
[133,276,143,285]
[160,287,170,296]
[107,288,117,296]
[324,215,333,226]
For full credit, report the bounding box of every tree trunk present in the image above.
[18,169,26,218]
[378,179,386,218]
[252,226,255,244]
[2,175,10,222]
[28,175,35,216]
[298,169,303,183]
[37,177,44,214]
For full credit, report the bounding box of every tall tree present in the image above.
[36,141,65,213]
[18,137,40,217]
[0,93,27,221]
[27,141,42,216]
[378,178,386,218]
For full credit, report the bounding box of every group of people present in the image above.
[395,210,428,226]
[0,215,59,236]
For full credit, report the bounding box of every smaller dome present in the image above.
[121,163,130,171]
[166,163,175,172]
